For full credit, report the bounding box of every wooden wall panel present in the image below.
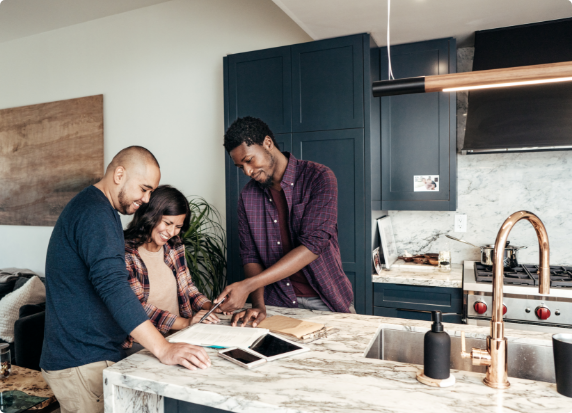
[0,95,104,226]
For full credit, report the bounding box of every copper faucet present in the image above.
[461,211,550,389]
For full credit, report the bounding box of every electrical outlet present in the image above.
[455,214,467,232]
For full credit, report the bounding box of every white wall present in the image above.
[0,0,311,274]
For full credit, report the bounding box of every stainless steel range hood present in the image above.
[463,18,572,154]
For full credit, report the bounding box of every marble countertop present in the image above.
[103,306,572,413]
[372,260,463,288]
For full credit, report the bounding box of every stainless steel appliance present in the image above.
[464,261,572,334]
[447,235,526,267]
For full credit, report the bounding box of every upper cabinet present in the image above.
[291,35,365,132]
[227,46,292,134]
[377,38,457,211]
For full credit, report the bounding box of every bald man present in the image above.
[40,146,210,413]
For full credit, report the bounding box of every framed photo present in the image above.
[377,216,398,270]
[414,175,439,192]
[372,247,383,275]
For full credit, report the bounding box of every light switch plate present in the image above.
[455,214,467,232]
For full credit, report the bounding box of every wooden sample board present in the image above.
[0,95,104,226]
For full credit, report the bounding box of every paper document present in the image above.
[256,315,325,339]
[168,324,269,348]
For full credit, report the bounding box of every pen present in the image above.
[199,297,226,324]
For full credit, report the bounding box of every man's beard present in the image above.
[257,151,275,189]
[117,187,132,215]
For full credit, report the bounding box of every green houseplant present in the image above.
[180,197,227,301]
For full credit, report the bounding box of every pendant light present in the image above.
[373,2,572,97]
[373,61,572,97]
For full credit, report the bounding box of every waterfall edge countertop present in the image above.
[372,260,463,288]
[103,306,571,413]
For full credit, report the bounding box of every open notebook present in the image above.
[167,324,269,348]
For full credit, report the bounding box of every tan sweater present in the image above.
[138,246,180,317]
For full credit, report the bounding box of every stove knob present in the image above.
[503,304,507,316]
[474,301,487,314]
[535,306,551,320]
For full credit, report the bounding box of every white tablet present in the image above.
[247,332,309,362]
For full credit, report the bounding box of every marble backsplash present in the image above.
[383,48,572,266]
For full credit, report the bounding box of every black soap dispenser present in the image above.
[423,311,451,380]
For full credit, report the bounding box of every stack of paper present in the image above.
[256,315,325,339]
[168,324,269,348]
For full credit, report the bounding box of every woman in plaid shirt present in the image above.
[122,185,219,350]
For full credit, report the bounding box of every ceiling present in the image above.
[0,0,172,43]
[272,0,572,47]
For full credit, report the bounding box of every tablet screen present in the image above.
[249,334,303,357]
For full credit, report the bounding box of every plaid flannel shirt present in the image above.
[238,152,353,313]
[122,237,210,348]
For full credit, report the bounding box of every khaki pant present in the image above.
[42,360,114,413]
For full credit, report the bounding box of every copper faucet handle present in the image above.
[460,332,492,366]
[460,332,471,359]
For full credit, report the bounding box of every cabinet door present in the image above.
[225,135,292,285]
[227,47,291,133]
[292,129,365,313]
[379,38,456,211]
[373,283,463,314]
[292,35,364,132]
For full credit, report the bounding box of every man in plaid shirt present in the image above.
[217,117,354,327]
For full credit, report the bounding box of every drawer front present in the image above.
[373,283,462,314]
[373,306,463,324]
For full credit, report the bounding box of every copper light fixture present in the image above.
[372,61,572,97]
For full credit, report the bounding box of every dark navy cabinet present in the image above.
[291,35,364,132]
[292,129,365,301]
[225,34,378,314]
[224,34,458,315]
[373,283,463,323]
[165,398,226,413]
[377,38,457,211]
[227,47,292,134]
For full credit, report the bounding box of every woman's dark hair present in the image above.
[223,116,279,153]
[124,185,191,248]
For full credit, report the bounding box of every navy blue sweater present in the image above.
[40,186,148,371]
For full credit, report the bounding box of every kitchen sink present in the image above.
[365,328,555,383]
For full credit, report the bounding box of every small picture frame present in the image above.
[377,216,398,270]
[414,175,439,192]
[372,247,383,275]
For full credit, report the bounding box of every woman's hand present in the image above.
[191,310,220,325]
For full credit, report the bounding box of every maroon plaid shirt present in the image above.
[238,152,353,313]
[122,237,210,348]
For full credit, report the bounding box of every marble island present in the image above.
[372,259,463,288]
[104,306,572,413]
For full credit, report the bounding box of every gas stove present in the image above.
[473,263,572,287]
[464,261,572,333]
